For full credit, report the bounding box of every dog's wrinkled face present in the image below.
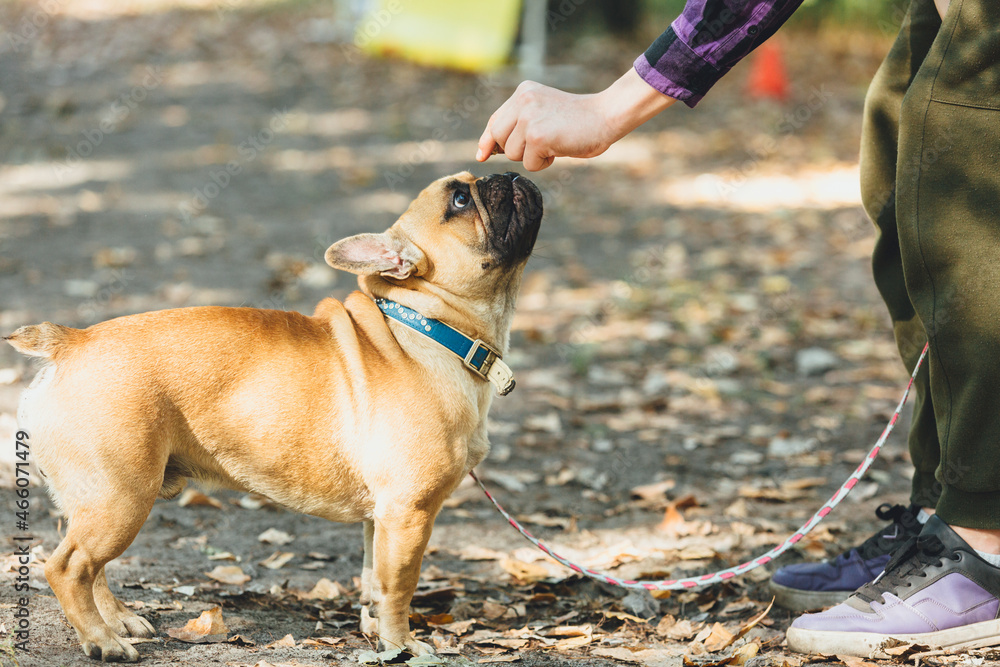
[325,172,543,301]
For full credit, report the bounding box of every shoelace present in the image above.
[855,534,949,604]
[853,504,921,561]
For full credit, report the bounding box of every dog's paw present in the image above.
[360,605,378,635]
[403,638,435,657]
[97,593,156,639]
[80,632,140,662]
[377,635,435,657]
[107,611,155,639]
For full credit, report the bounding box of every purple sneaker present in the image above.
[786,516,1000,658]
[770,504,922,611]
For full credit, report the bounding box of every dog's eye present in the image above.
[453,191,470,209]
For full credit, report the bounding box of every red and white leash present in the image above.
[470,342,929,591]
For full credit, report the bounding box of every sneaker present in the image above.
[786,516,1000,658]
[770,504,923,611]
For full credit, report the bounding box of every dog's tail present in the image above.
[4,322,82,358]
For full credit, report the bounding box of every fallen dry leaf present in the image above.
[592,647,639,663]
[795,537,830,559]
[481,600,509,620]
[702,622,736,652]
[581,541,650,570]
[477,656,521,664]
[302,577,349,600]
[499,558,553,583]
[258,528,295,545]
[456,545,507,561]
[476,638,528,650]
[882,642,929,659]
[177,488,223,509]
[425,613,454,625]
[679,544,718,560]
[238,494,277,510]
[656,614,678,634]
[630,479,676,501]
[265,633,295,648]
[657,495,699,536]
[205,565,250,585]
[551,634,592,651]
[782,476,828,490]
[658,616,701,641]
[593,647,684,666]
[837,655,878,667]
[543,624,593,637]
[438,619,476,635]
[730,641,760,666]
[259,551,294,570]
[299,636,343,647]
[166,607,229,643]
[602,610,648,624]
[300,561,326,570]
[775,656,805,667]
[515,512,572,529]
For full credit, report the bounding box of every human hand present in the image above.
[476,81,614,171]
[476,68,676,171]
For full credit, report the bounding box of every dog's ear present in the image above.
[324,233,425,280]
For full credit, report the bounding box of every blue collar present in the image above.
[375,298,516,396]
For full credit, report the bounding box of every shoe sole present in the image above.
[786,618,1000,658]
[769,581,852,612]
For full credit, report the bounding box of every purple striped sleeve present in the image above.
[634,0,805,107]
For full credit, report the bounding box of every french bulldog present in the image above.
[6,171,543,661]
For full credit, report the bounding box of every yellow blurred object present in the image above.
[357,0,523,72]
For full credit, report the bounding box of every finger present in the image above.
[484,99,520,155]
[523,148,554,172]
[476,115,498,162]
[477,141,505,160]
[502,120,528,162]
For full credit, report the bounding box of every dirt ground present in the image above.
[3,2,990,667]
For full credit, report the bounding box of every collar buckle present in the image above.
[464,339,499,380]
[463,339,515,395]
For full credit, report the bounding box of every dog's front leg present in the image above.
[370,506,436,656]
[359,520,378,635]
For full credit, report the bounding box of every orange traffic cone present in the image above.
[746,42,789,102]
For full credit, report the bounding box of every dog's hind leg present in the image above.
[44,483,158,662]
[359,519,378,635]
[93,568,155,638]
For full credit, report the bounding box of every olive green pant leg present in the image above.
[895,0,1000,529]
[861,0,943,511]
